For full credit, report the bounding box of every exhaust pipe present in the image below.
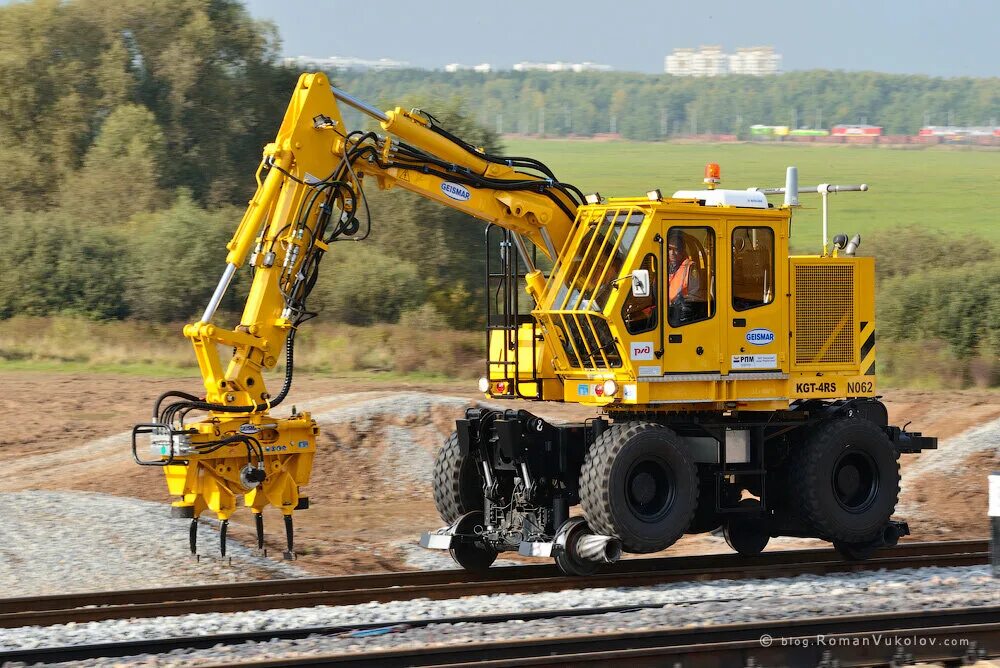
[574,532,622,563]
[844,233,862,256]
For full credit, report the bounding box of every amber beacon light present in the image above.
[704,162,721,188]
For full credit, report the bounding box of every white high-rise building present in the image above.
[665,46,727,77]
[665,46,781,77]
[729,47,782,76]
[283,55,411,72]
[445,63,493,73]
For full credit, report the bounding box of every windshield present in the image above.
[550,209,644,313]
[539,207,646,370]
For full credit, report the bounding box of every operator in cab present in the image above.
[667,229,704,325]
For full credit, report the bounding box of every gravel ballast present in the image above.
[0,491,305,599]
[1,565,996,665]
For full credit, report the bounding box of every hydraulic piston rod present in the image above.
[332,86,389,123]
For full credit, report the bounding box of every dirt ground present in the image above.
[1,370,997,576]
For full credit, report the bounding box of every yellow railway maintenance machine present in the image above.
[133,73,935,574]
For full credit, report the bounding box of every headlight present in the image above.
[478,377,490,393]
[603,380,618,397]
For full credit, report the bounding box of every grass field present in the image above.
[504,140,1000,252]
[0,316,484,380]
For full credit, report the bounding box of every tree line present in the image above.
[333,69,1000,140]
[0,0,996,385]
[0,0,491,329]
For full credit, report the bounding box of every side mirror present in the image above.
[631,269,651,298]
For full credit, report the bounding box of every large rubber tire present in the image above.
[580,422,698,553]
[791,418,900,543]
[432,432,483,525]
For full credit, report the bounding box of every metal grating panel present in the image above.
[538,206,643,369]
[795,264,855,365]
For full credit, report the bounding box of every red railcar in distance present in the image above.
[831,124,883,136]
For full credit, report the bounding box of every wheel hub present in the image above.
[625,458,675,521]
[630,471,656,505]
[836,464,861,497]
[832,449,879,513]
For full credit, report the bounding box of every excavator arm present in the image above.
[133,72,578,557]
[194,73,577,408]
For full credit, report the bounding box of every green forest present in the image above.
[0,0,997,386]
[332,69,1000,140]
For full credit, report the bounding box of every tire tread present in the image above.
[790,418,900,543]
[433,432,467,524]
[580,422,698,553]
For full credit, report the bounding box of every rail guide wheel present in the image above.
[448,511,497,573]
[723,499,771,556]
[581,422,699,554]
[553,517,601,577]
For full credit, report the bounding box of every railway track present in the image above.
[0,540,986,630]
[196,605,1000,667]
[0,540,991,666]
[5,601,997,665]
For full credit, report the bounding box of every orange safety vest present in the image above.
[669,258,693,303]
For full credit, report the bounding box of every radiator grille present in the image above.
[795,264,855,365]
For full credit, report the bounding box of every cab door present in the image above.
[724,220,785,374]
[660,220,722,374]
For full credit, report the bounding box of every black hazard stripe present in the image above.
[860,329,876,361]
[859,322,876,376]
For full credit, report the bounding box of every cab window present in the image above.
[667,226,715,327]
[732,227,775,311]
[622,253,657,334]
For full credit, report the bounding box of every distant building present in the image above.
[284,55,613,74]
[664,46,728,77]
[283,55,412,72]
[444,63,493,73]
[513,61,613,73]
[729,47,782,76]
[665,46,781,77]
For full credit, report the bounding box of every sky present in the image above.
[242,0,999,78]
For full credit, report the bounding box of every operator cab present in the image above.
[530,165,786,393]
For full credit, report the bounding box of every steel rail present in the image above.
[5,604,995,667]
[0,598,726,664]
[0,540,986,629]
[200,606,1000,668]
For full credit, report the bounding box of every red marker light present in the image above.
[496,382,506,393]
[594,384,604,396]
